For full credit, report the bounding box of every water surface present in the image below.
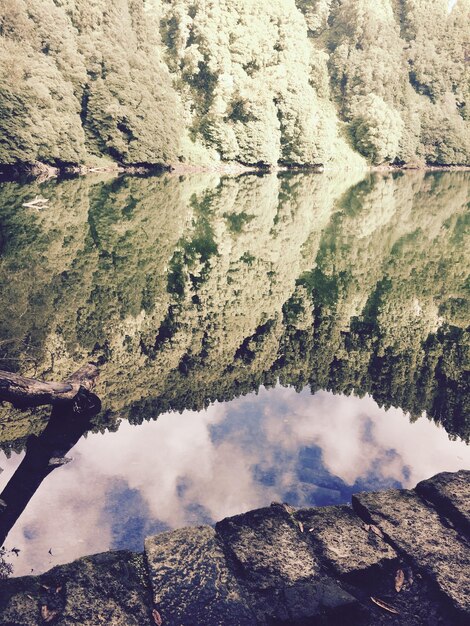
[0,170,468,575]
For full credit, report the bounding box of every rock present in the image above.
[0,551,152,626]
[295,505,397,580]
[416,470,470,536]
[145,525,255,626]
[216,504,362,624]
[216,505,317,587]
[352,488,470,621]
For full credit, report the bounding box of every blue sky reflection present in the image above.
[1,386,469,576]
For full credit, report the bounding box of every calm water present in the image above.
[0,170,468,576]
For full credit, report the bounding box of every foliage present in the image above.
[0,170,468,446]
[0,0,183,165]
[0,0,468,167]
[350,95,404,164]
[325,0,470,164]
[159,0,340,165]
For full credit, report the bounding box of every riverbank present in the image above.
[1,160,469,183]
[0,470,468,625]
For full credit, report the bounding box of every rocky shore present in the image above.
[0,470,468,625]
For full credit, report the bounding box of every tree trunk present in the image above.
[0,364,98,409]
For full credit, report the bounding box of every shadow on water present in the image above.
[0,385,101,548]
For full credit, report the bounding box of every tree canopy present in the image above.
[0,0,469,166]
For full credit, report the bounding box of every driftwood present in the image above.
[22,196,49,209]
[0,364,98,409]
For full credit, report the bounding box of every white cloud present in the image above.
[1,387,469,576]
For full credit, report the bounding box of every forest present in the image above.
[0,0,469,168]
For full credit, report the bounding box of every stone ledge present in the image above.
[0,471,468,625]
[0,551,151,626]
[145,526,254,625]
[294,504,397,580]
[352,473,470,620]
[415,470,470,535]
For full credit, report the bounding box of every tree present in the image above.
[350,95,404,164]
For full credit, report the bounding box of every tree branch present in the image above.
[0,364,99,409]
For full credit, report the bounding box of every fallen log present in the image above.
[0,364,98,409]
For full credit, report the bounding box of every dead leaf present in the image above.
[395,569,405,592]
[41,605,58,623]
[298,521,304,533]
[370,597,400,615]
[152,608,163,625]
[369,524,383,538]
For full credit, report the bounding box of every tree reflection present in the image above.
[0,171,468,450]
[0,368,100,548]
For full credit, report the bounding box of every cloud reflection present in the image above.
[1,386,469,576]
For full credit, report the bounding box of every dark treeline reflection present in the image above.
[0,170,468,449]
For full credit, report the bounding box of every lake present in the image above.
[0,169,468,576]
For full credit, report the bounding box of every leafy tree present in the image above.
[0,0,183,165]
[159,0,356,166]
[351,95,404,164]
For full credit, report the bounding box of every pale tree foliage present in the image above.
[0,0,468,166]
[351,95,404,164]
[159,0,352,165]
[73,0,183,163]
[328,0,408,163]
[0,0,183,165]
[0,0,87,164]
[295,0,333,34]
[400,0,470,162]
[326,0,469,164]
[419,95,470,164]
[445,0,470,122]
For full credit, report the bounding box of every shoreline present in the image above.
[0,160,469,183]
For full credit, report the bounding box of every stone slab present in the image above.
[145,525,255,626]
[216,504,361,624]
[352,488,470,619]
[416,470,470,536]
[0,550,152,626]
[295,504,397,578]
[216,505,318,587]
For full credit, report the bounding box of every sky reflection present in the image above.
[1,386,469,576]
